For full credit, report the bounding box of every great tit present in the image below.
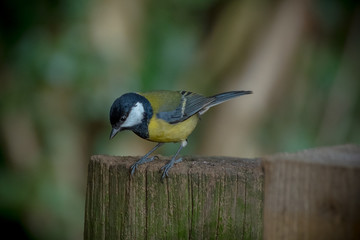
[109,90,252,179]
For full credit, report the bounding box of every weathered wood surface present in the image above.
[84,155,264,240]
[262,144,360,240]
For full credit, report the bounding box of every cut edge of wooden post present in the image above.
[262,144,360,168]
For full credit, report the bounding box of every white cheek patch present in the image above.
[121,102,145,128]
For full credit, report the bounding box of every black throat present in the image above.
[131,94,153,139]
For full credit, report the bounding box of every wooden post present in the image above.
[84,156,264,239]
[84,144,360,239]
[262,144,360,240]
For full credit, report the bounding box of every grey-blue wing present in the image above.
[156,91,214,124]
[156,90,252,124]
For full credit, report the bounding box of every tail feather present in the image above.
[198,90,252,115]
[209,90,252,108]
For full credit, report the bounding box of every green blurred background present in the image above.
[0,0,359,239]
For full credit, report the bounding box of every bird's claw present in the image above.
[175,157,183,164]
[130,155,158,175]
[130,163,139,176]
[160,157,182,179]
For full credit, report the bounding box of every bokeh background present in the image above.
[1,0,359,239]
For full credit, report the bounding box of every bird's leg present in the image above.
[160,140,187,179]
[130,143,164,175]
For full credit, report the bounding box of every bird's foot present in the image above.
[130,155,159,175]
[160,157,182,179]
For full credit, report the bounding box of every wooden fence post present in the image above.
[84,156,264,239]
[262,144,360,240]
[84,144,360,239]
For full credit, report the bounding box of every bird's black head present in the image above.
[109,93,152,139]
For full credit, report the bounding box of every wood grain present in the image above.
[262,144,360,240]
[84,155,264,240]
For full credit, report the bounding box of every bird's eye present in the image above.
[120,116,126,122]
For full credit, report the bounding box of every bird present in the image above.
[109,90,252,179]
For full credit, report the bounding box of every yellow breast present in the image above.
[147,114,199,143]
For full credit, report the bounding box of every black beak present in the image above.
[109,128,121,140]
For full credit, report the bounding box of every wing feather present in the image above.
[145,90,252,124]
[157,91,214,124]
